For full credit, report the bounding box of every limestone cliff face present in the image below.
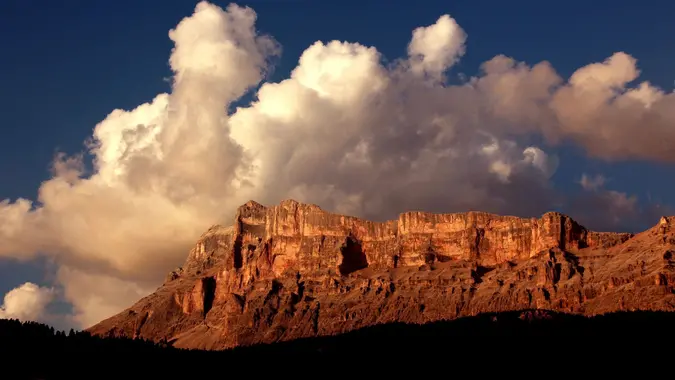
[87,200,675,349]
[185,199,631,281]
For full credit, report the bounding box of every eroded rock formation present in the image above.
[87,200,675,349]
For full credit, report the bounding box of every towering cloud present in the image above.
[1,2,282,327]
[0,1,672,327]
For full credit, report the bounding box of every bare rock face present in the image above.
[87,200,675,349]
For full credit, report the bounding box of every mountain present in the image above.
[86,199,675,349]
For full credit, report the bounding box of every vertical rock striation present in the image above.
[187,199,631,279]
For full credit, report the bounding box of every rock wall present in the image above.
[89,199,669,350]
[185,199,633,287]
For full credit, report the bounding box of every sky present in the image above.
[1,0,674,330]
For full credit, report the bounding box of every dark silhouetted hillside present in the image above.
[2,309,674,379]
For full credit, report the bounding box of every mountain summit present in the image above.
[87,200,675,349]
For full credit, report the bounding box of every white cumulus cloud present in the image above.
[407,14,467,80]
[0,282,54,322]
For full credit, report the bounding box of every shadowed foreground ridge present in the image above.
[87,199,675,350]
[4,311,675,378]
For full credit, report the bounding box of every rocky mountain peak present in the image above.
[87,200,674,350]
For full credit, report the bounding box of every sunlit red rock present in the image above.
[87,199,675,350]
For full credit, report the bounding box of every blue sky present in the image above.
[1,0,674,328]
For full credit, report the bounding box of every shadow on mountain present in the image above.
[3,309,674,378]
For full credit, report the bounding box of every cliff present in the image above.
[87,200,675,349]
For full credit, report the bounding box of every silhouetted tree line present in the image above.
[1,310,673,379]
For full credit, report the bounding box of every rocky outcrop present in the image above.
[87,200,675,349]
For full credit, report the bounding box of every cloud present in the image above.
[569,173,672,232]
[0,1,281,326]
[407,14,467,81]
[56,266,154,327]
[579,173,606,191]
[0,282,54,322]
[548,52,675,163]
[0,1,672,327]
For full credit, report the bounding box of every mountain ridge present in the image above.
[86,199,675,349]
